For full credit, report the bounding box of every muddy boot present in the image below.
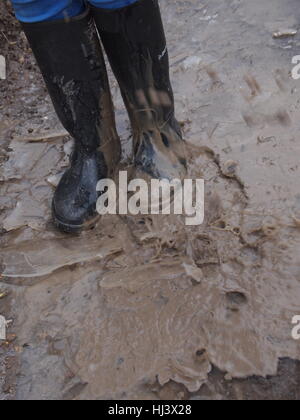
[21,10,121,233]
[92,0,187,181]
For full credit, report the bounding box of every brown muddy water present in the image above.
[1,0,300,400]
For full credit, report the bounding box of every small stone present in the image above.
[222,160,239,178]
[182,56,202,71]
[273,29,297,39]
[47,173,63,188]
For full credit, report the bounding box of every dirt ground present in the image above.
[1,0,300,400]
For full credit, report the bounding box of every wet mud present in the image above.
[1,0,300,400]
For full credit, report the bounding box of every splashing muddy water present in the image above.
[1,0,300,400]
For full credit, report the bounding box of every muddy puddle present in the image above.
[1,0,300,400]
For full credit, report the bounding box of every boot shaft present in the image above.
[92,0,175,128]
[21,10,119,158]
[92,0,187,181]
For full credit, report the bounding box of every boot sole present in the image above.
[52,160,131,234]
[52,206,101,234]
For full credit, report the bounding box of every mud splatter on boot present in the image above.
[92,0,187,181]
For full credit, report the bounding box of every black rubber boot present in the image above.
[92,0,187,181]
[21,9,121,233]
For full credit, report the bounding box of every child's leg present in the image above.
[11,0,85,23]
[88,0,138,10]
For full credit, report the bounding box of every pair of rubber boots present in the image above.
[22,0,187,233]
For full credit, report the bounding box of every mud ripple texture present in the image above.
[0,0,300,400]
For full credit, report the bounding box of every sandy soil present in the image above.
[0,0,300,400]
